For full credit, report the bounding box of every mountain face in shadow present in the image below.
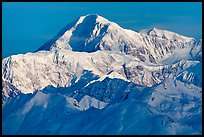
[2,14,202,135]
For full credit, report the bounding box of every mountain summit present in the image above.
[140,27,194,42]
[37,14,201,65]
[37,14,114,52]
[2,14,202,135]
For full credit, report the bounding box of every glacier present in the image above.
[2,14,202,135]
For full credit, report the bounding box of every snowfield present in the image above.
[2,14,202,135]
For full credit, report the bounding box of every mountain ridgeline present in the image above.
[2,14,202,135]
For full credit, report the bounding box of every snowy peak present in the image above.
[35,15,200,65]
[36,15,201,66]
[82,14,111,24]
[140,27,194,42]
[74,14,112,28]
[2,14,202,135]
[37,14,115,52]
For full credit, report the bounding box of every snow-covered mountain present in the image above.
[2,14,202,135]
[140,27,194,42]
[37,14,201,65]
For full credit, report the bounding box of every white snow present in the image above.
[140,27,194,42]
[2,14,202,135]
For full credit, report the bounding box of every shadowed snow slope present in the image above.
[36,14,201,64]
[2,14,202,135]
[2,78,201,135]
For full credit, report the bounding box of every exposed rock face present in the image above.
[2,14,202,135]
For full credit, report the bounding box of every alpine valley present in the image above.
[2,14,202,135]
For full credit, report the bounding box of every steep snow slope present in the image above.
[2,14,202,135]
[2,81,21,104]
[37,14,200,65]
[140,27,194,42]
[176,62,202,87]
[149,78,202,133]
[2,49,199,95]
[2,78,201,135]
[140,28,201,64]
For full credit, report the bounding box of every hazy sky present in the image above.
[2,2,202,59]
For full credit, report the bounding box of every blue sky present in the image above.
[2,2,202,59]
